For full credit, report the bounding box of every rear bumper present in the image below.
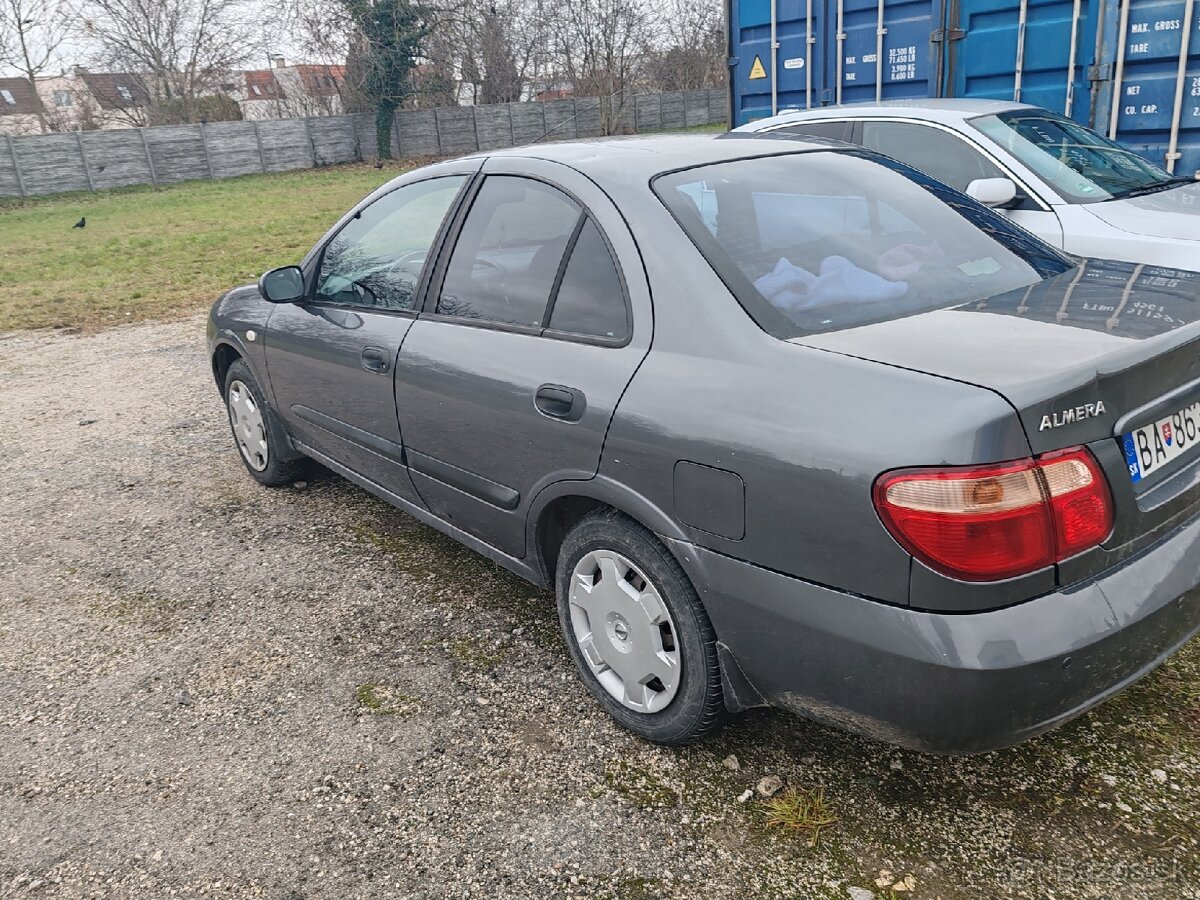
[668,511,1200,754]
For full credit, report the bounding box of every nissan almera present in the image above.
[208,134,1200,752]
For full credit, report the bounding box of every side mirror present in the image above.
[259,266,306,303]
[965,177,1020,209]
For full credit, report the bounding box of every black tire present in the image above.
[555,509,728,745]
[222,358,307,487]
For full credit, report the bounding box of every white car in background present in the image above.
[736,99,1200,270]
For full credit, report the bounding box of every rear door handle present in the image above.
[535,384,586,422]
[361,347,389,373]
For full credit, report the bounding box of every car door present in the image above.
[393,158,652,559]
[264,164,476,502]
[856,119,1066,249]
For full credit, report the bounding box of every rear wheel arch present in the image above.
[528,478,692,589]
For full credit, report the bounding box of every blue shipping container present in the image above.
[727,0,1200,175]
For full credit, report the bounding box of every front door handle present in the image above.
[361,347,389,374]
[535,384,586,422]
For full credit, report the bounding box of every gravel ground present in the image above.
[1,317,1198,900]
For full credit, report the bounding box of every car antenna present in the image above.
[531,89,624,144]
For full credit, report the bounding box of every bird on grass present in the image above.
[73,217,86,229]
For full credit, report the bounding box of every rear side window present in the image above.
[437,176,580,326]
[547,218,628,340]
[860,121,1004,191]
[772,121,853,142]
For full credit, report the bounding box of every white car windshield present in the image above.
[972,110,1191,203]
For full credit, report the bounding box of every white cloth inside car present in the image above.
[754,255,909,314]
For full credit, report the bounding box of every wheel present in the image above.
[223,358,306,487]
[556,510,728,745]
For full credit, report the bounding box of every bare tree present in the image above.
[0,0,67,132]
[76,0,256,124]
[647,0,725,92]
[541,0,652,133]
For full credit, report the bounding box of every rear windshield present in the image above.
[653,150,1073,338]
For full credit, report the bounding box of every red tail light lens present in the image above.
[873,447,1113,582]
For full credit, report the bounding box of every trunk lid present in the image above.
[795,258,1200,549]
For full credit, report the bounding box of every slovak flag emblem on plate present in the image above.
[1163,422,1174,446]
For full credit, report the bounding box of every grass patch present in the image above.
[446,636,508,670]
[0,162,414,332]
[759,785,838,846]
[355,682,420,717]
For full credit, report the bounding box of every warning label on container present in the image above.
[749,56,767,80]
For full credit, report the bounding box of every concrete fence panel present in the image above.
[685,90,712,127]
[660,92,687,130]
[0,89,729,198]
[435,107,479,155]
[257,119,313,172]
[395,109,438,158]
[509,102,547,145]
[144,125,210,185]
[310,115,358,165]
[12,133,91,195]
[573,98,603,138]
[80,129,154,191]
[707,88,727,124]
[205,121,264,179]
[0,137,23,196]
[542,100,578,141]
[635,94,663,132]
[354,113,378,160]
[473,104,514,150]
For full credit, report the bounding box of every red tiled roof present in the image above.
[0,77,41,116]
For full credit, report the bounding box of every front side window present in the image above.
[655,151,1073,337]
[437,176,581,327]
[861,121,1005,192]
[972,110,1186,203]
[315,175,466,310]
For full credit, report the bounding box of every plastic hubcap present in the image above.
[568,549,681,713]
[227,380,269,471]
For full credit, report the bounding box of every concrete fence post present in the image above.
[470,105,481,151]
[434,108,445,155]
[506,103,515,147]
[252,120,267,173]
[75,131,96,191]
[303,116,317,166]
[392,111,403,159]
[6,134,27,197]
[199,122,216,180]
[139,127,159,186]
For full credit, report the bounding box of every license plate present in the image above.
[1122,401,1200,483]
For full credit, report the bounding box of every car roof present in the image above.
[742,98,1036,130]
[459,132,841,183]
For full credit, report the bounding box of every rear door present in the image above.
[394,157,652,559]
[265,165,475,502]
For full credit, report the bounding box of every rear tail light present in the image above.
[873,447,1113,582]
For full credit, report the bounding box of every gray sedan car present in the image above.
[208,134,1200,753]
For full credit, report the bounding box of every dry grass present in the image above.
[760,785,839,846]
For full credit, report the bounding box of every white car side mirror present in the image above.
[965,177,1019,209]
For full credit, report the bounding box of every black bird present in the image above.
[373,161,384,169]
[73,217,86,229]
